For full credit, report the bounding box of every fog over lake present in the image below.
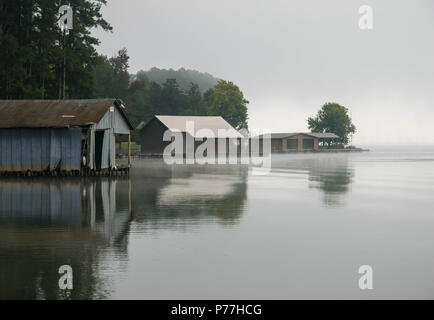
[2,0,434,302]
[1,152,434,299]
[94,0,434,147]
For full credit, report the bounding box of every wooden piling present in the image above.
[128,134,131,168]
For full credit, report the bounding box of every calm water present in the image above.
[1,151,434,299]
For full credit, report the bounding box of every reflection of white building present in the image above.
[156,174,241,206]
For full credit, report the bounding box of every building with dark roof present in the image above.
[0,99,133,173]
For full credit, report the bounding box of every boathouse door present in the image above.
[95,130,105,171]
[302,138,314,150]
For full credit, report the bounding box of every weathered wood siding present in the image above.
[90,108,130,168]
[0,180,82,226]
[0,128,81,172]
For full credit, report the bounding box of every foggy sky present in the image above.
[93,0,434,147]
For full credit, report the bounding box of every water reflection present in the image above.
[0,156,354,300]
[0,178,131,300]
[271,155,355,207]
[306,157,354,206]
[2,154,434,299]
[0,162,249,299]
[130,161,249,228]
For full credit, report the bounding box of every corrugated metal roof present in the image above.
[262,132,339,139]
[0,99,133,129]
[154,115,243,138]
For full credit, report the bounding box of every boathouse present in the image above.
[264,132,339,152]
[137,115,243,156]
[0,99,133,174]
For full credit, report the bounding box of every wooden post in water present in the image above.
[128,178,132,218]
[128,134,131,167]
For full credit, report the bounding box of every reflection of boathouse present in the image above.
[0,99,133,175]
[0,177,132,299]
[0,178,131,241]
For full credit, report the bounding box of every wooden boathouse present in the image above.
[0,99,134,176]
[137,115,243,157]
[263,132,339,152]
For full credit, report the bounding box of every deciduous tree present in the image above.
[307,103,356,145]
[206,80,249,130]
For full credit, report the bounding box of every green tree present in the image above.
[206,80,249,129]
[186,83,203,115]
[60,0,112,99]
[160,78,187,115]
[0,0,112,99]
[97,48,130,98]
[307,102,356,145]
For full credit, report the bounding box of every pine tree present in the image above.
[0,0,112,99]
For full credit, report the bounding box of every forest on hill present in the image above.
[137,68,219,94]
[0,1,249,142]
[95,49,248,141]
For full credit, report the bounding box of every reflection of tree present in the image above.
[0,162,249,299]
[0,234,105,300]
[271,155,354,207]
[130,161,248,229]
[203,180,247,225]
[306,157,354,207]
[0,178,131,299]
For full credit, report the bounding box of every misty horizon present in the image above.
[93,0,434,147]
[2,0,434,303]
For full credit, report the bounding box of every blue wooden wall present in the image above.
[0,128,81,172]
[0,180,82,226]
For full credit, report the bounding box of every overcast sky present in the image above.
[93,0,434,147]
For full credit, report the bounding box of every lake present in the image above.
[1,151,434,299]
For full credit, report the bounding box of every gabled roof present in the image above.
[263,132,339,139]
[0,99,133,129]
[140,115,243,139]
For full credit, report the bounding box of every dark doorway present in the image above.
[302,138,314,150]
[95,131,105,171]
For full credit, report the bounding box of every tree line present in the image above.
[142,67,219,94]
[0,1,249,142]
[95,48,248,142]
[0,0,111,99]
